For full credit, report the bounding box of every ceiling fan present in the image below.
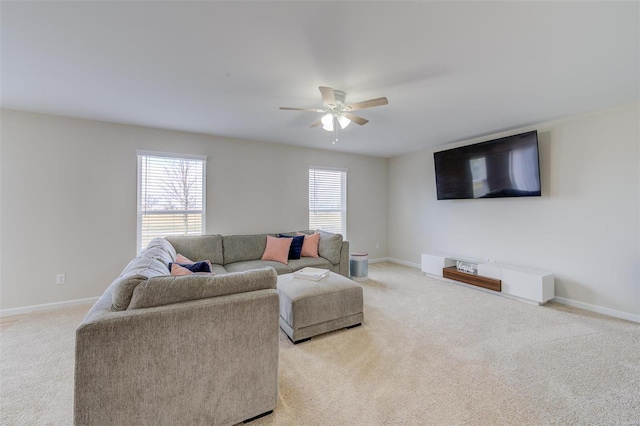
[280,86,388,134]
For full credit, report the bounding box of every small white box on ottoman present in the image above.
[277,271,364,344]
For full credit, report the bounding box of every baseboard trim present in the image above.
[368,257,390,264]
[369,257,420,268]
[0,297,99,318]
[552,296,640,324]
[386,257,421,269]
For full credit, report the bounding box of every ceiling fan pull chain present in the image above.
[333,117,338,144]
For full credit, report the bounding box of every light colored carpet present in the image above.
[1,262,639,425]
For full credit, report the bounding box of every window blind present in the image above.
[309,167,347,238]
[137,151,206,252]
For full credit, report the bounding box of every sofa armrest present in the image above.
[339,240,350,277]
[74,289,279,426]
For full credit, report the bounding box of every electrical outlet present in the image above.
[56,274,66,285]
[376,243,380,249]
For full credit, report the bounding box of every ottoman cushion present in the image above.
[277,272,363,341]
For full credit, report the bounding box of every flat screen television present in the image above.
[434,130,541,200]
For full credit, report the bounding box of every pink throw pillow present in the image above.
[298,232,320,258]
[171,264,193,276]
[261,235,292,264]
[176,253,193,263]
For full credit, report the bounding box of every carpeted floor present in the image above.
[1,262,639,425]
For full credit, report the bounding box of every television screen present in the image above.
[434,130,541,200]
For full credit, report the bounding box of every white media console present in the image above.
[421,253,554,305]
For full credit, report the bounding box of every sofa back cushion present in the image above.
[318,231,343,264]
[112,256,170,311]
[164,235,224,265]
[127,267,277,310]
[223,234,267,264]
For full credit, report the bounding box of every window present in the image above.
[309,167,347,238]
[137,150,206,252]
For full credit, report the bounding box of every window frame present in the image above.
[308,166,348,239]
[136,150,207,253]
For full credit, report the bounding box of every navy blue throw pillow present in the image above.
[168,261,211,273]
[278,234,304,259]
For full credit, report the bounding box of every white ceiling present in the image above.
[2,1,638,157]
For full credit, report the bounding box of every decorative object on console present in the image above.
[455,260,476,274]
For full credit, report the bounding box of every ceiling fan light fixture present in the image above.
[338,115,351,129]
[321,113,334,131]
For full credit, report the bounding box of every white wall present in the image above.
[0,110,388,311]
[389,104,640,319]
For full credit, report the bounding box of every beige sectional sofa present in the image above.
[74,231,349,425]
[165,230,349,278]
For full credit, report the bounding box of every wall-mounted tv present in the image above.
[434,130,541,200]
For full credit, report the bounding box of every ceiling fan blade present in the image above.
[309,119,322,128]
[345,97,388,111]
[344,112,369,126]
[319,86,336,107]
[280,107,325,112]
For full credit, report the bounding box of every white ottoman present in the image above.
[277,272,363,344]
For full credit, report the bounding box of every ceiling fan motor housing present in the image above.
[330,89,347,107]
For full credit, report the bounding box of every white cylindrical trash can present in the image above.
[350,252,368,281]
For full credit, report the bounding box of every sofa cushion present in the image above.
[168,261,212,273]
[287,257,333,272]
[261,235,292,264]
[278,234,304,259]
[318,231,343,264]
[112,256,169,311]
[171,264,195,276]
[164,235,224,265]
[128,268,278,310]
[299,232,320,258]
[224,260,293,275]
[168,263,226,275]
[223,235,267,264]
[209,264,228,275]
